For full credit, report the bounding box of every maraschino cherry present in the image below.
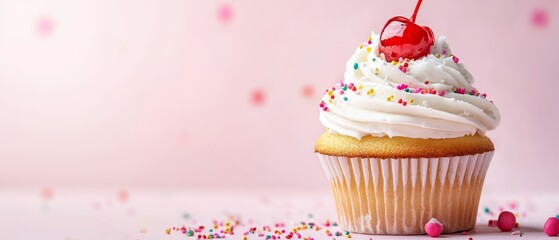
[379,0,434,62]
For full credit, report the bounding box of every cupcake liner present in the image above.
[318,151,493,235]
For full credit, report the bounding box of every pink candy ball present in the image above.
[544,217,559,236]
[424,218,443,237]
[497,211,516,232]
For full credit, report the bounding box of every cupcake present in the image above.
[315,1,500,235]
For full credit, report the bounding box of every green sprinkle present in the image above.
[266,235,271,239]
[484,207,490,214]
[342,85,347,91]
[556,214,559,219]
[345,230,350,235]
[372,58,376,61]
[343,97,348,101]
[187,230,194,236]
[209,229,213,232]
[353,63,358,69]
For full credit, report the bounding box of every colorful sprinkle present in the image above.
[353,63,358,69]
[453,56,459,63]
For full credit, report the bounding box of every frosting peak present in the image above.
[319,32,500,139]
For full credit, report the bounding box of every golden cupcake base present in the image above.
[316,132,494,234]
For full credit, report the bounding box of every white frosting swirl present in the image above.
[319,32,500,139]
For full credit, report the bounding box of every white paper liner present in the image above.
[318,151,493,235]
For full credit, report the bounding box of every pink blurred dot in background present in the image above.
[217,3,233,24]
[532,8,549,28]
[178,131,189,145]
[302,85,314,98]
[117,190,129,203]
[36,16,54,36]
[40,187,54,200]
[250,89,265,106]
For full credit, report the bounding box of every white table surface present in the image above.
[0,189,557,240]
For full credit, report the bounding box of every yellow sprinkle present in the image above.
[293,229,298,233]
[243,237,248,240]
[328,90,333,96]
[368,36,372,41]
[375,68,379,72]
[358,86,363,90]
[329,99,332,103]
[423,89,428,93]
[347,234,352,238]
[359,44,363,49]
[409,99,414,104]
[391,61,397,65]
[366,47,371,53]
[225,222,231,227]
[435,53,441,58]
[386,97,391,101]
[165,229,171,235]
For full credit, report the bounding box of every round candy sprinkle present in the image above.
[497,211,516,232]
[544,217,559,236]
[424,218,443,237]
[452,56,459,63]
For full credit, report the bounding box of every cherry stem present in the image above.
[410,0,423,23]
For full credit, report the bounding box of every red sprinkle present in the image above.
[453,56,459,63]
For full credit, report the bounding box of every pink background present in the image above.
[0,0,557,194]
